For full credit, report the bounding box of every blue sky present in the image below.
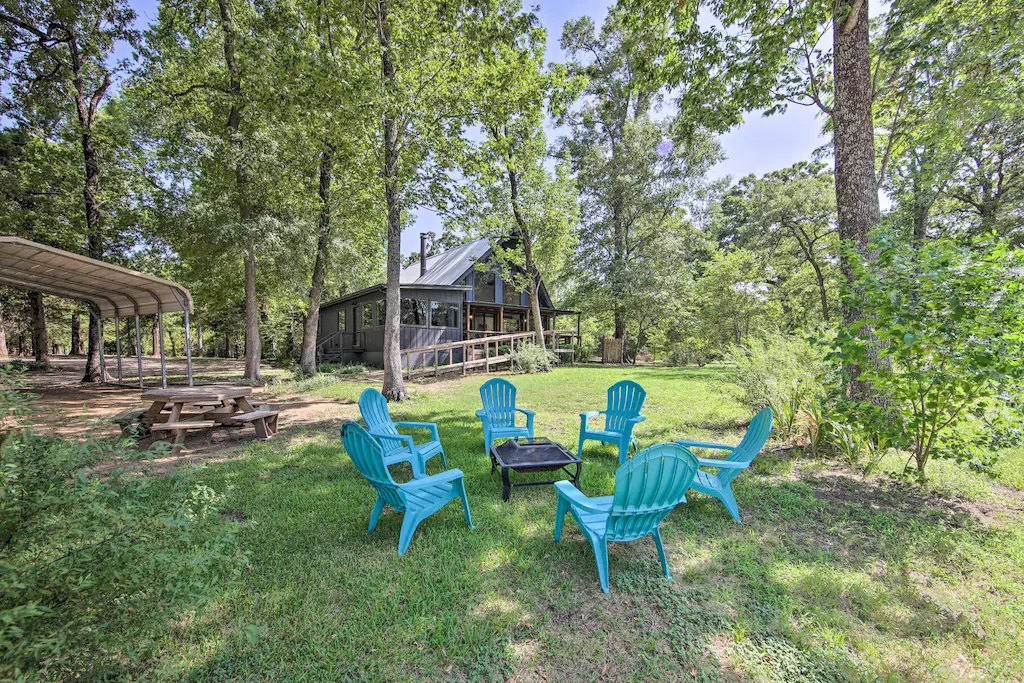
[123,0,831,254]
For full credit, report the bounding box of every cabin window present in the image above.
[474,271,495,302]
[338,309,346,332]
[471,311,497,332]
[503,313,521,332]
[401,298,427,326]
[376,299,386,326]
[430,301,458,328]
[502,283,521,306]
[361,303,374,328]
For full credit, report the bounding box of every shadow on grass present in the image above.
[145,414,1021,682]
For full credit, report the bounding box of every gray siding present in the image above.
[319,286,465,366]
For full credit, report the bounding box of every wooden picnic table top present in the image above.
[142,385,253,402]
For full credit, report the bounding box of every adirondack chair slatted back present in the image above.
[341,421,405,511]
[606,443,698,542]
[359,388,403,455]
[728,407,773,465]
[604,380,646,433]
[480,378,517,429]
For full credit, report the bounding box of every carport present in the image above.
[0,236,195,387]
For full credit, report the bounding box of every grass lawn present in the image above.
[143,366,1024,681]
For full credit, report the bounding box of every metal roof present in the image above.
[0,236,193,319]
[400,238,491,286]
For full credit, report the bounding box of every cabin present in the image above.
[316,236,579,369]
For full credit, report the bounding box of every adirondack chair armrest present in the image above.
[675,440,736,452]
[370,430,416,451]
[401,468,465,491]
[696,457,748,470]
[475,409,488,419]
[627,415,647,424]
[395,421,440,442]
[516,408,536,417]
[553,480,606,513]
[579,410,603,426]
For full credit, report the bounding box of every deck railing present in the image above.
[402,329,577,379]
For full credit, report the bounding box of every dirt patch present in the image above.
[219,509,249,523]
[800,468,1024,529]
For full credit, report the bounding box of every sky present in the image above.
[123,0,832,255]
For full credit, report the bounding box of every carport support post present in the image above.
[97,316,105,381]
[134,312,143,389]
[157,305,167,388]
[183,308,194,387]
[114,314,122,384]
[111,304,121,384]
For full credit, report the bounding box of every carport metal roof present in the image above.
[0,236,193,318]
[0,236,195,387]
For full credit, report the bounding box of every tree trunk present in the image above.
[152,321,159,356]
[300,146,336,376]
[611,203,627,347]
[217,0,261,382]
[503,154,548,355]
[0,300,7,358]
[243,241,261,380]
[378,1,408,401]
[29,292,48,365]
[81,128,105,383]
[196,324,204,356]
[833,0,882,401]
[70,309,82,355]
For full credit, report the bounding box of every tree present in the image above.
[356,0,536,400]
[619,0,886,397]
[718,163,838,324]
[460,26,580,351]
[0,0,138,382]
[136,0,284,381]
[873,0,1024,246]
[559,11,721,359]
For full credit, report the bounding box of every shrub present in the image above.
[726,331,837,414]
[314,362,369,377]
[511,342,556,373]
[829,231,1024,476]
[0,370,247,678]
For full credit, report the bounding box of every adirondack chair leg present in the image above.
[618,439,630,465]
[438,447,448,470]
[592,538,611,593]
[553,496,570,541]
[576,431,586,459]
[368,496,386,532]
[398,512,424,555]
[652,528,672,582]
[456,479,474,528]
[719,486,742,523]
[483,429,491,457]
[411,456,426,479]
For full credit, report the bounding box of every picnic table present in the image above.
[137,385,280,451]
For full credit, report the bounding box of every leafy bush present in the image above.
[726,331,836,414]
[829,231,1024,476]
[511,342,555,373]
[314,362,369,377]
[0,370,247,678]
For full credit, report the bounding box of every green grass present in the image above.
[134,366,1023,681]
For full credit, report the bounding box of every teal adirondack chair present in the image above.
[676,407,773,523]
[359,387,446,477]
[341,421,473,555]
[553,442,699,593]
[577,380,647,464]
[476,378,536,454]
